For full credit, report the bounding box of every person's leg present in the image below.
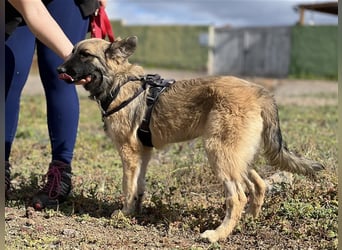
[5,27,36,162]
[38,0,89,165]
[32,0,89,209]
[5,26,36,196]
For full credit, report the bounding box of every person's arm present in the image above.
[8,0,74,60]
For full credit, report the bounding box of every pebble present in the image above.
[62,228,77,237]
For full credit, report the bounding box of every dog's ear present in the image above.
[106,36,137,60]
[123,36,138,56]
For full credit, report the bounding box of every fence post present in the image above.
[207,25,215,75]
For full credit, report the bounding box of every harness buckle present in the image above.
[146,95,155,105]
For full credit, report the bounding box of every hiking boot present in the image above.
[32,160,72,210]
[5,161,11,200]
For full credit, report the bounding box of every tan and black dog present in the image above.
[57,36,323,243]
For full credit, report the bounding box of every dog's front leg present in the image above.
[135,147,152,213]
[119,144,147,215]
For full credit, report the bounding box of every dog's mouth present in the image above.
[58,73,92,85]
[58,73,74,82]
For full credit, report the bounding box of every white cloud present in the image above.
[105,0,338,27]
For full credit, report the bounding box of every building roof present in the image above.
[295,1,338,25]
[295,1,338,15]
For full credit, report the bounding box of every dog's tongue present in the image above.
[58,73,92,85]
[58,73,74,82]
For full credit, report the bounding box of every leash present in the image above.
[90,6,115,42]
[100,74,175,147]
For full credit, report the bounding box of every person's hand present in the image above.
[74,77,92,85]
[99,0,107,8]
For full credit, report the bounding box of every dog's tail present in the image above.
[260,94,324,177]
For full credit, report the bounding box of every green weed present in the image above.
[6,94,337,249]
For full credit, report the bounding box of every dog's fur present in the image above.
[57,36,324,243]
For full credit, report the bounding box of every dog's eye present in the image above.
[80,51,92,58]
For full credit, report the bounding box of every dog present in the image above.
[57,36,324,243]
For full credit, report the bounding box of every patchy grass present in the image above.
[5,92,337,249]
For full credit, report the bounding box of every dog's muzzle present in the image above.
[57,66,94,85]
[57,66,75,83]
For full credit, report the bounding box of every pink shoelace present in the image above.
[42,165,65,199]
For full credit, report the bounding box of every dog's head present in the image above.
[57,36,139,97]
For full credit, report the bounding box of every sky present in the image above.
[105,0,338,27]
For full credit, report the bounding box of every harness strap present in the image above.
[102,85,145,118]
[100,74,175,147]
[137,75,175,147]
[101,76,144,117]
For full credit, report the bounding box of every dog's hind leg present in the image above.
[200,140,248,243]
[119,144,152,215]
[200,110,263,242]
[201,178,247,243]
[244,169,266,218]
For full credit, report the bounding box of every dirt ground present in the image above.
[6,69,337,249]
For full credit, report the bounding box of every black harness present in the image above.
[99,74,175,147]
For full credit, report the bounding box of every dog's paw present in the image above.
[110,210,133,228]
[245,204,261,218]
[111,209,125,218]
[312,162,324,172]
[200,230,220,243]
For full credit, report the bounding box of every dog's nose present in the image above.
[56,65,66,74]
